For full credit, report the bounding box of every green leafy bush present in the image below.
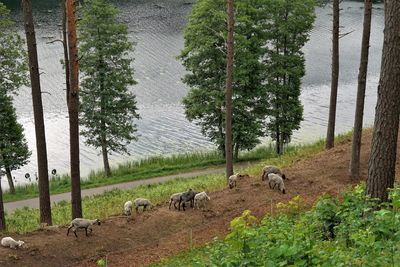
[157,183,400,266]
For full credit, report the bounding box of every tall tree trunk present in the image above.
[4,166,15,194]
[234,143,239,161]
[350,0,372,181]
[21,0,52,226]
[62,0,70,103]
[366,0,400,202]
[66,0,82,219]
[101,140,111,177]
[225,0,234,180]
[0,176,5,231]
[326,0,340,149]
[276,125,281,155]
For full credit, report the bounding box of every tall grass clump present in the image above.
[156,183,400,266]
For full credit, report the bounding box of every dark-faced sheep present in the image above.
[261,165,286,181]
[178,189,196,211]
[267,173,286,194]
[67,218,101,237]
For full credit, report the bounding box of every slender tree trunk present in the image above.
[101,140,111,177]
[62,0,70,103]
[276,125,281,155]
[4,166,15,194]
[0,176,5,231]
[225,0,234,180]
[21,0,52,226]
[66,0,82,219]
[350,0,372,181]
[366,0,400,202]
[234,143,239,161]
[326,0,340,149]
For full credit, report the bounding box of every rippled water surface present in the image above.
[1,0,384,188]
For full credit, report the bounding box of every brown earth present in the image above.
[1,130,399,267]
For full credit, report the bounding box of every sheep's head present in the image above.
[94,219,101,225]
[17,241,25,248]
[282,174,287,180]
[228,181,235,189]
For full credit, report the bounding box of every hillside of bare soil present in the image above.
[1,130,399,267]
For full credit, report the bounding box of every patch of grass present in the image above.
[3,146,278,203]
[3,132,353,234]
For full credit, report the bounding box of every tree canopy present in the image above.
[79,0,140,176]
[180,0,315,156]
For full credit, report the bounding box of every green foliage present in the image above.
[180,0,268,156]
[79,0,139,161]
[159,183,400,266]
[264,0,316,153]
[180,0,316,156]
[0,93,31,176]
[0,2,28,95]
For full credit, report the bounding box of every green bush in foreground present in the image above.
[157,184,400,266]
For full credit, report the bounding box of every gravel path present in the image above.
[4,162,253,213]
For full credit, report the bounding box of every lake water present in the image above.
[1,0,384,189]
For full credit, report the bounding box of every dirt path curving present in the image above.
[1,130,399,267]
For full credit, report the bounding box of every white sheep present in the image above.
[267,173,286,194]
[194,191,211,209]
[67,218,101,237]
[228,173,249,189]
[1,237,24,249]
[134,198,153,212]
[123,200,133,215]
[169,192,184,210]
[261,165,286,181]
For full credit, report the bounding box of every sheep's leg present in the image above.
[268,181,272,189]
[182,202,186,211]
[174,201,178,209]
[178,199,182,211]
[85,227,89,237]
[67,225,73,236]
[136,206,139,213]
[143,205,146,211]
[73,229,78,238]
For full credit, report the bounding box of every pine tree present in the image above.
[0,92,31,195]
[350,0,372,180]
[0,2,29,194]
[22,0,52,225]
[0,3,28,95]
[79,0,139,177]
[366,0,400,202]
[263,0,316,154]
[180,0,267,157]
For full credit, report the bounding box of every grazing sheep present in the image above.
[67,218,101,237]
[228,173,250,189]
[267,173,286,194]
[178,189,197,211]
[194,191,211,209]
[123,200,133,215]
[169,192,184,210]
[1,237,24,249]
[134,198,153,212]
[261,165,286,181]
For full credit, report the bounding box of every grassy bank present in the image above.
[4,133,351,233]
[154,184,400,266]
[4,145,277,203]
